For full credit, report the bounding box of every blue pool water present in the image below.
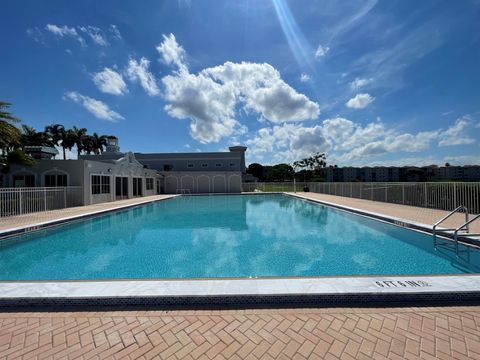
[0,194,479,280]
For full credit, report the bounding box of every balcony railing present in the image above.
[0,187,84,217]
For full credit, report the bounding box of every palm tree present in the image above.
[62,129,76,159]
[0,102,22,154]
[44,124,65,159]
[0,102,35,173]
[91,132,107,154]
[81,135,94,154]
[68,126,87,157]
[20,125,53,147]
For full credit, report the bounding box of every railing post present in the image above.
[424,183,428,207]
[19,189,23,215]
[44,188,47,211]
[402,183,405,204]
[453,182,457,209]
[64,187,67,208]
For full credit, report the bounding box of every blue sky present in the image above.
[1,0,479,166]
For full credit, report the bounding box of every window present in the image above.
[57,174,67,186]
[229,163,235,167]
[201,163,208,167]
[163,164,173,171]
[187,163,194,168]
[101,176,110,194]
[13,175,35,187]
[92,175,110,194]
[146,178,154,190]
[44,174,67,187]
[215,163,222,167]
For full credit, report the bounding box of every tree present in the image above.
[0,101,22,153]
[91,132,107,154]
[68,126,87,157]
[246,163,265,181]
[44,124,65,159]
[264,164,294,181]
[81,135,94,154]
[5,148,35,167]
[20,125,53,147]
[0,102,35,173]
[293,152,327,181]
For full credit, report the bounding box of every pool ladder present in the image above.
[433,206,480,255]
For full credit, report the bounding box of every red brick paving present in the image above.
[1,306,480,359]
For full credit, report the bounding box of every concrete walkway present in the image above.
[290,192,480,233]
[0,195,177,233]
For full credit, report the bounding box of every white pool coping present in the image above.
[0,275,479,300]
[1,192,479,305]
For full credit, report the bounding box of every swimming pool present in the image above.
[0,194,479,281]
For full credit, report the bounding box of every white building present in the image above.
[3,137,247,206]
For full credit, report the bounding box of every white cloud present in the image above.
[315,44,330,58]
[346,93,375,109]
[350,77,371,89]
[162,68,240,143]
[64,91,124,122]
[438,117,476,146]
[321,117,439,160]
[300,73,311,82]
[156,33,187,70]
[125,57,160,96]
[26,27,45,45]
[159,34,319,144]
[45,24,86,46]
[93,68,128,96]
[245,116,453,165]
[79,26,108,46]
[109,24,122,40]
[246,113,477,165]
[246,124,330,164]
[34,24,120,48]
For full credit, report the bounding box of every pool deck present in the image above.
[1,306,480,359]
[1,193,480,358]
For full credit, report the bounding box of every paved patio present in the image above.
[1,307,480,359]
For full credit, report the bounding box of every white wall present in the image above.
[163,171,242,194]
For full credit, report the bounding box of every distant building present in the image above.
[319,165,480,182]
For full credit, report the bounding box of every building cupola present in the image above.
[105,136,120,153]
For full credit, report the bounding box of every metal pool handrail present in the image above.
[433,205,468,248]
[454,213,480,255]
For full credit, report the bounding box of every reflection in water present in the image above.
[0,194,479,280]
